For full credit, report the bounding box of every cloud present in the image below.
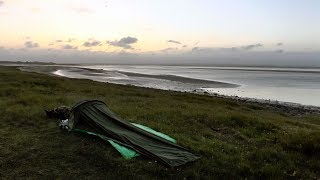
[83,40,102,47]
[117,50,139,56]
[275,49,284,53]
[24,41,39,48]
[107,36,138,49]
[219,47,238,51]
[161,47,178,53]
[67,38,76,43]
[191,43,263,54]
[192,47,200,52]
[167,40,181,44]
[182,45,188,48]
[0,1,4,7]
[1,46,319,67]
[276,42,284,46]
[191,47,210,53]
[49,39,76,46]
[241,43,263,50]
[62,44,77,50]
[216,43,263,51]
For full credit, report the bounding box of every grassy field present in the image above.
[0,66,320,179]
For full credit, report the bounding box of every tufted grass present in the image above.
[0,66,319,179]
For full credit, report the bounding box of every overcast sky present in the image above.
[0,0,319,66]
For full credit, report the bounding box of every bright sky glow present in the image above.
[0,0,319,65]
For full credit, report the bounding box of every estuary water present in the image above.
[53,65,320,107]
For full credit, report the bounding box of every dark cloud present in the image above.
[62,44,77,50]
[1,46,319,67]
[191,47,210,53]
[161,47,178,53]
[107,36,138,49]
[182,45,188,48]
[190,43,263,54]
[219,47,238,51]
[275,49,284,53]
[167,40,181,44]
[24,41,39,48]
[191,44,262,54]
[241,43,263,50]
[215,43,263,51]
[0,1,4,7]
[83,40,102,47]
[276,42,284,46]
[192,47,200,52]
[117,50,139,56]
[49,39,76,46]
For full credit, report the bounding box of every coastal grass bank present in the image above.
[0,66,319,179]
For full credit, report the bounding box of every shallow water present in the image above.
[54,65,320,107]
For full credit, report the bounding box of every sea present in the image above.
[53,65,320,107]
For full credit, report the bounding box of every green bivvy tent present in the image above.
[68,100,200,167]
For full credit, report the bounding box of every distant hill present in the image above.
[0,61,56,65]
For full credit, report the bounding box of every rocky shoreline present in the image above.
[193,89,320,116]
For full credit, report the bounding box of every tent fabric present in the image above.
[68,100,200,167]
[72,128,139,159]
[131,123,177,144]
[72,122,177,160]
